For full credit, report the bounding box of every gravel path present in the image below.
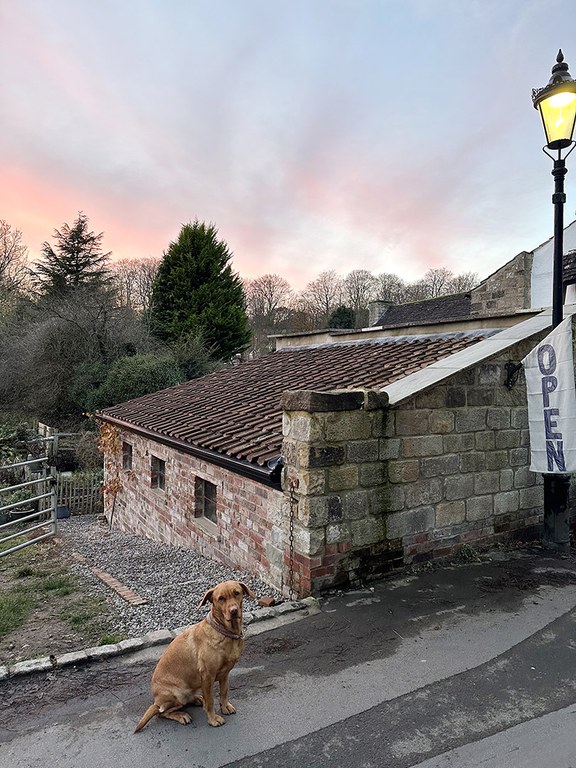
[56,515,282,639]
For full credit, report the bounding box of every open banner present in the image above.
[522,315,576,473]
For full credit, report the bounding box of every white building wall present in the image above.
[531,220,576,309]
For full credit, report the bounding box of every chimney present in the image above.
[368,300,393,326]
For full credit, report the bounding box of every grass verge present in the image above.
[0,527,126,658]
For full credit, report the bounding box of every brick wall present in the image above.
[103,431,287,592]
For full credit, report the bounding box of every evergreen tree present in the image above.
[328,305,355,328]
[34,212,112,296]
[150,220,251,359]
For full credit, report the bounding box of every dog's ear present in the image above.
[198,588,215,608]
[239,582,256,600]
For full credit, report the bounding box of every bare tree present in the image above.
[110,257,160,318]
[374,272,408,304]
[423,268,455,298]
[405,268,480,302]
[244,274,293,320]
[300,270,344,326]
[343,269,378,327]
[134,257,161,319]
[403,279,427,302]
[0,286,158,421]
[449,271,479,292]
[0,220,31,317]
[110,259,137,308]
[243,274,294,354]
[282,294,320,334]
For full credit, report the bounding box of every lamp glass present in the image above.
[538,90,576,148]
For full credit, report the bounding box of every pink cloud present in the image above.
[0,3,554,293]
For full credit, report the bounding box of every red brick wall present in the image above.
[104,430,287,592]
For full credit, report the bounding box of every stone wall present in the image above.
[281,389,393,595]
[385,339,545,566]
[470,251,532,317]
[279,335,570,594]
[104,430,287,591]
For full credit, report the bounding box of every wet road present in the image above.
[2,552,576,768]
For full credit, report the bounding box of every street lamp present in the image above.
[532,49,576,550]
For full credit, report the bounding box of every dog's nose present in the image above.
[229,605,238,616]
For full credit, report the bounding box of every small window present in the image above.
[195,477,217,523]
[122,442,133,470]
[151,456,166,490]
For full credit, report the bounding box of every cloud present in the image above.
[1,0,574,290]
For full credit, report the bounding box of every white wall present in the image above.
[531,219,576,309]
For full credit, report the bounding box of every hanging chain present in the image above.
[287,477,298,601]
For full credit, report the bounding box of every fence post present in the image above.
[50,465,58,534]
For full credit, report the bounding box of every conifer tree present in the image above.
[328,305,355,328]
[150,220,251,359]
[35,212,112,296]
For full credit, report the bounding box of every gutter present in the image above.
[96,413,283,490]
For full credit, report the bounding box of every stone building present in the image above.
[97,225,576,596]
[368,220,576,327]
[98,301,576,596]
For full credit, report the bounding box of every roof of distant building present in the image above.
[564,251,576,285]
[373,293,472,328]
[372,252,576,328]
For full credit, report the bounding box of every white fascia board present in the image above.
[382,309,575,406]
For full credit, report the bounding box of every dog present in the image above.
[134,580,256,732]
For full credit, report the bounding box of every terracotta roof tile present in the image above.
[100,331,498,475]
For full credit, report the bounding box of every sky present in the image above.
[2,0,576,291]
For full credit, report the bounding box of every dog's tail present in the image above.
[134,703,160,733]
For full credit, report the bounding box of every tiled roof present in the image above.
[374,293,472,328]
[99,330,498,484]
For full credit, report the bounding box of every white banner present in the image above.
[522,316,576,473]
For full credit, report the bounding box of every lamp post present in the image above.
[532,50,576,550]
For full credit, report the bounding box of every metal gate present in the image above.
[0,456,57,557]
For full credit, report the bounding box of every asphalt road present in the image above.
[2,550,576,768]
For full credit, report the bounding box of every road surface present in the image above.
[1,551,576,767]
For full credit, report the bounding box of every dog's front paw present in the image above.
[221,702,236,715]
[208,714,226,727]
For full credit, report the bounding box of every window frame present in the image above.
[122,442,133,470]
[150,455,166,490]
[194,477,217,523]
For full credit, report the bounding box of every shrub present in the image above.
[86,353,182,410]
[75,431,103,470]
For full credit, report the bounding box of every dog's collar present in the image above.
[206,611,243,640]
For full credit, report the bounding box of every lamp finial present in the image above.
[550,50,572,84]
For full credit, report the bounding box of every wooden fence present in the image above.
[56,472,103,516]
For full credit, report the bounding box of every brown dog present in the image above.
[134,580,255,732]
